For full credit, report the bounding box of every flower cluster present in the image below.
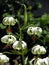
[31,45,46,55]
[0,15,48,65]
[1,35,27,50]
[27,27,42,37]
[0,53,9,63]
[1,35,16,44]
[3,17,17,26]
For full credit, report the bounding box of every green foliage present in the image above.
[36,2,42,8]
[41,14,49,25]
[0,23,6,29]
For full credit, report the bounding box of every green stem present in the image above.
[22,53,25,65]
[17,21,25,65]
[18,21,22,40]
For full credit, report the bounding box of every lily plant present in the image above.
[0,3,49,65]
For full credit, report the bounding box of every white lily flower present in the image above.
[34,58,44,65]
[31,45,46,55]
[27,27,42,37]
[3,17,17,26]
[43,57,49,65]
[27,27,36,35]
[13,41,27,50]
[29,58,44,65]
[0,53,9,63]
[1,35,16,44]
[30,57,49,65]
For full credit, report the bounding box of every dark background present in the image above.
[0,0,49,20]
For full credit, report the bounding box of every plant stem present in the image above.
[22,54,25,65]
[18,21,25,65]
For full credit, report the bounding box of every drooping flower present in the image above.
[13,41,27,50]
[34,58,43,65]
[43,57,49,65]
[30,57,49,65]
[3,17,17,26]
[34,58,46,65]
[27,27,42,37]
[0,53,9,63]
[1,35,16,44]
[34,57,49,65]
[31,45,46,55]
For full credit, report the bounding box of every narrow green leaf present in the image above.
[23,4,27,25]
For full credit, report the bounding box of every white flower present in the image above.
[30,57,49,65]
[29,58,43,65]
[31,45,46,55]
[43,57,49,65]
[13,41,27,50]
[34,58,45,65]
[1,35,16,44]
[27,27,36,35]
[0,53,9,63]
[27,27,42,37]
[3,17,16,26]
[34,58,42,65]
[35,57,49,65]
